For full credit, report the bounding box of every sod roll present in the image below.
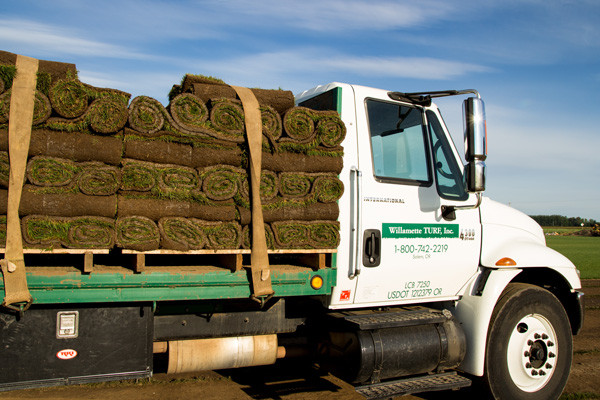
[260,105,282,143]
[209,98,246,143]
[201,220,242,250]
[123,138,243,169]
[26,157,121,195]
[238,169,279,205]
[49,79,88,118]
[117,196,236,221]
[261,151,343,174]
[128,96,165,134]
[312,174,344,203]
[242,223,275,250]
[88,97,129,134]
[124,138,343,173]
[1,50,78,85]
[186,79,295,115]
[158,217,242,250]
[77,162,121,196]
[272,220,340,249]
[279,172,312,198]
[0,151,10,187]
[0,90,52,126]
[200,164,245,201]
[169,93,209,132]
[122,159,202,201]
[0,129,123,165]
[315,111,346,148]
[0,186,117,217]
[0,215,5,244]
[115,216,160,251]
[281,107,346,149]
[238,201,339,225]
[21,215,116,249]
[279,172,343,202]
[26,156,78,187]
[283,107,315,144]
[158,217,208,251]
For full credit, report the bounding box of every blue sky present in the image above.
[2,0,599,220]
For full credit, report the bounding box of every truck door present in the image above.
[351,86,481,306]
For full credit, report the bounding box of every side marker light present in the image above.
[495,257,517,266]
[311,275,324,290]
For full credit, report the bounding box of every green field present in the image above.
[545,235,600,279]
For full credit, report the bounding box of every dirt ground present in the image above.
[0,280,598,400]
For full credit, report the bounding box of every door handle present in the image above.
[362,229,381,267]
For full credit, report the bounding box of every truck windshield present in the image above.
[366,99,431,184]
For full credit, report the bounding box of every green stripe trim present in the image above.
[0,267,335,304]
[335,87,343,114]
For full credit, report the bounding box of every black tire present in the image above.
[483,283,572,400]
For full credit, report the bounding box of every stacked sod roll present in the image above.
[0,52,344,252]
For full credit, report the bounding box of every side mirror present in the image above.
[465,160,486,192]
[463,97,487,192]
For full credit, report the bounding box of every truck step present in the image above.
[355,372,471,400]
[340,307,452,330]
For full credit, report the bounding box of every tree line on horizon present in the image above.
[529,215,598,227]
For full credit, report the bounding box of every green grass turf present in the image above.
[545,235,600,279]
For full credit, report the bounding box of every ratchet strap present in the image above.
[230,85,274,298]
[1,54,37,311]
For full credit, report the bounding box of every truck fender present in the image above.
[453,268,521,376]
[481,239,581,290]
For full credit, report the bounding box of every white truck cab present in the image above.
[297,82,584,399]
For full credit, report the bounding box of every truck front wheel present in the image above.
[484,283,572,400]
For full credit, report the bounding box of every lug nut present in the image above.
[525,362,532,369]
[542,334,549,340]
[549,352,556,358]
[539,370,546,376]
[524,351,530,357]
[534,333,541,339]
[547,341,555,347]
[546,363,552,369]
[527,340,534,346]
[531,370,539,376]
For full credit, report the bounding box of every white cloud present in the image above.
[0,19,153,60]
[484,105,600,175]
[322,55,491,80]
[180,49,491,93]
[213,0,459,32]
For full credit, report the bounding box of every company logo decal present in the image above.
[339,290,351,301]
[56,349,77,360]
[460,228,476,241]
[382,223,459,239]
[364,196,405,204]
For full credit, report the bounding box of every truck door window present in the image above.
[426,110,468,200]
[366,99,431,185]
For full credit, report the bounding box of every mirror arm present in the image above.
[441,193,483,221]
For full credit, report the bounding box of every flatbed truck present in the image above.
[0,81,584,400]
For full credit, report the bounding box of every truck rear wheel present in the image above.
[483,283,572,400]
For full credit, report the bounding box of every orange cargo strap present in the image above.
[0,54,38,311]
[230,85,274,299]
